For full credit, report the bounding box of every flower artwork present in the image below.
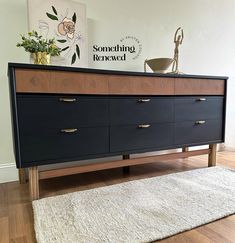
[27,0,88,67]
[58,17,76,39]
[46,6,79,64]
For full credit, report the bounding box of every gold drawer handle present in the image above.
[138,99,151,103]
[61,128,78,133]
[195,121,206,125]
[59,98,77,102]
[138,124,151,128]
[196,98,206,101]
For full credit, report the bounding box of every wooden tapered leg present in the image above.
[122,155,130,174]
[182,147,189,153]
[182,147,189,158]
[18,168,27,184]
[29,167,39,201]
[208,144,217,167]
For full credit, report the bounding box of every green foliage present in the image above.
[46,12,58,20]
[16,30,62,56]
[72,13,77,23]
[71,53,76,64]
[57,39,67,43]
[62,46,69,51]
[76,44,80,59]
[52,6,57,15]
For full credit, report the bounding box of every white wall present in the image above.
[0,0,28,182]
[0,0,235,182]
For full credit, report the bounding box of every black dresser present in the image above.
[8,63,228,200]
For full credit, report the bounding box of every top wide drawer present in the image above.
[110,97,174,125]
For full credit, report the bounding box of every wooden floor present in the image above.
[0,150,235,243]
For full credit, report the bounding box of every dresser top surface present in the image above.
[8,62,228,80]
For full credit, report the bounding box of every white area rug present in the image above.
[33,167,235,243]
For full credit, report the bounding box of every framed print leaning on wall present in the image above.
[27,0,88,67]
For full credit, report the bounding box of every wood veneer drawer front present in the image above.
[175,78,225,95]
[110,97,174,125]
[17,95,109,127]
[20,127,109,163]
[15,69,52,93]
[175,97,224,122]
[108,75,174,95]
[52,71,109,94]
[174,120,223,145]
[110,123,174,152]
[15,69,109,94]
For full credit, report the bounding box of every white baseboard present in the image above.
[0,163,18,183]
[222,145,235,152]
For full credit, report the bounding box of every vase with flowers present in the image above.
[17,30,62,65]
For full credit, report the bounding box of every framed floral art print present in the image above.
[27,0,88,67]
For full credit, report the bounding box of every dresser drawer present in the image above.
[110,97,174,125]
[175,78,225,95]
[174,120,223,145]
[15,69,109,94]
[108,75,174,95]
[17,95,109,128]
[175,97,224,122]
[110,123,174,152]
[20,126,109,163]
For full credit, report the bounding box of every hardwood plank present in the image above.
[8,205,26,240]
[163,229,212,243]
[196,226,232,243]
[175,78,225,95]
[22,204,36,243]
[227,214,235,223]
[10,236,27,243]
[0,184,8,218]
[0,217,9,243]
[206,220,235,242]
[108,75,174,95]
